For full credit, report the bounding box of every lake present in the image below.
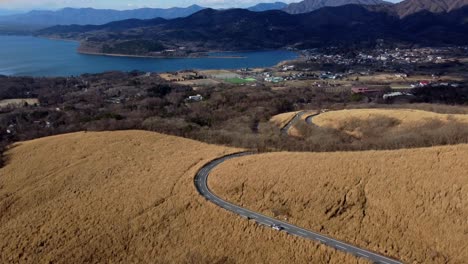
[0,36,298,77]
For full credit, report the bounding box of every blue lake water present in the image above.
[0,36,298,77]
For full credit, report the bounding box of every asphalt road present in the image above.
[195,153,402,264]
[280,111,307,135]
[305,113,320,126]
[195,120,404,264]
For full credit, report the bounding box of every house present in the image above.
[419,81,430,87]
[282,65,295,71]
[320,72,342,80]
[395,73,408,78]
[264,77,284,83]
[351,87,381,94]
[383,92,413,99]
[186,94,203,102]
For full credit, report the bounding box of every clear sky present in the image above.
[0,0,403,11]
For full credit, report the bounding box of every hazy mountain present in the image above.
[248,2,288,11]
[0,9,24,16]
[39,5,468,56]
[284,0,391,14]
[0,5,205,26]
[395,0,468,17]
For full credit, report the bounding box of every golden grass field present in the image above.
[355,73,465,83]
[313,109,468,139]
[0,98,39,108]
[270,111,300,128]
[209,146,468,264]
[0,131,366,264]
[286,111,318,137]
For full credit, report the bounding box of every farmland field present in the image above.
[225,77,257,84]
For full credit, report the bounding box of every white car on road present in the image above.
[272,224,282,231]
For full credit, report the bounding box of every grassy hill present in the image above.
[313,108,468,139]
[274,108,468,151]
[0,131,362,263]
[209,145,468,263]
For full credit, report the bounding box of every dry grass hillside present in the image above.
[314,109,468,139]
[209,146,468,264]
[285,108,468,151]
[0,131,365,264]
[270,111,300,128]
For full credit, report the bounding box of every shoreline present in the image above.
[78,50,248,59]
[38,36,81,43]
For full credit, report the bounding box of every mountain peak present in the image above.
[248,2,288,12]
[283,0,391,14]
[395,0,468,17]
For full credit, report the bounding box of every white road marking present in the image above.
[298,231,307,236]
[357,253,369,258]
[316,238,325,242]
[335,245,347,250]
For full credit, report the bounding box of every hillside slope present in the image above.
[248,2,288,11]
[284,0,390,14]
[38,5,468,55]
[0,131,363,264]
[395,0,468,17]
[210,146,468,263]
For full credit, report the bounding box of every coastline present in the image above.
[78,50,248,60]
[27,35,299,61]
[39,36,81,43]
[0,35,301,76]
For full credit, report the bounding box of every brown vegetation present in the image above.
[209,146,468,264]
[288,108,468,151]
[313,109,468,130]
[0,131,367,264]
[270,111,300,128]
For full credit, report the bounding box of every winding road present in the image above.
[280,111,307,135]
[194,112,403,264]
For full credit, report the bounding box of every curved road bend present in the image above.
[282,111,321,135]
[280,111,307,135]
[305,112,320,126]
[194,153,402,264]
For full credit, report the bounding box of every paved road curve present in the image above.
[195,152,403,264]
[280,111,307,135]
[305,112,320,126]
[281,111,321,136]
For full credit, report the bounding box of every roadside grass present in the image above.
[210,145,468,264]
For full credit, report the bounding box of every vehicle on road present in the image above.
[272,224,283,231]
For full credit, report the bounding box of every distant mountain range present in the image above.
[38,0,468,56]
[0,5,205,26]
[0,9,23,16]
[283,0,391,14]
[0,2,290,27]
[248,2,288,12]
